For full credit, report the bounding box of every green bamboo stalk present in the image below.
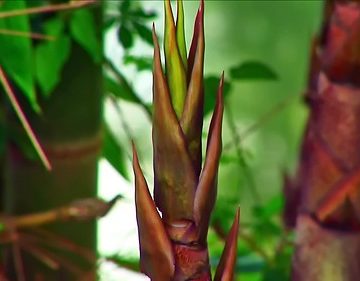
[3,16,102,281]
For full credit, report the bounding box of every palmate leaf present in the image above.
[0,0,38,112]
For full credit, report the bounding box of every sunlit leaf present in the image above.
[230,61,278,80]
[70,9,101,63]
[0,0,38,111]
[35,18,71,97]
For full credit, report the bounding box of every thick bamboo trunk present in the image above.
[3,40,102,280]
[286,0,360,280]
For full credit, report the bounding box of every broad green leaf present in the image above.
[129,9,157,20]
[133,22,153,45]
[103,125,129,180]
[230,61,278,80]
[35,18,71,97]
[0,0,38,112]
[70,9,101,63]
[204,75,231,115]
[118,24,133,49]
[119,0,131,13]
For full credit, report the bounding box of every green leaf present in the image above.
[105,76,139,104]
[230,61,278,80]
[35,18,71,97]
[164,0,187,118]
[104,17,117,30]
[103,125,129,180]
[118,24,133,49]
[120,0,131,13]
[0,0,38,112]
[129,9,157,20]
[204,75,231,115]
[70,9,101,63]
[176,0,187,70]
[133,22,153,45]
[123,55,152,71]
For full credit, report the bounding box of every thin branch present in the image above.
[19,241,59,271]
[19,237,84,276]
[224,94,295,151]
[224,100,260,203]
[0,29,55,40]
[0,0,96,19]
[0,66,52,171]
[103,57,152,119]
[0,195,121,231]
[26,229,96,264]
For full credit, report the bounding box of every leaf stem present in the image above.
[0,0,97,19]
[224,99,260,203]
[0,29,55,40]
[0,66,52,171]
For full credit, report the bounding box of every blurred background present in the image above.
[0,0,323,280]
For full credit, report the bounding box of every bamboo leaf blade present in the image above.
[103,125,129,181]
[35,18,71,97]
[0,0,38,112]
[70,9,102,63]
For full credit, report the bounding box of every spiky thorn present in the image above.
[214,208,240,281]
[133,144,175,280]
